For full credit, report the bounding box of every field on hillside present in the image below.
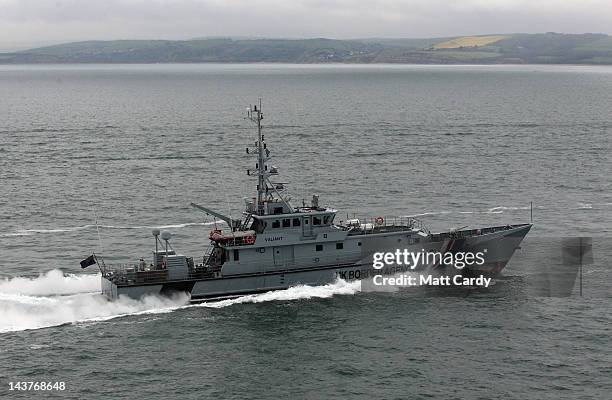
[433,35,508,49]
[3,33,612,64]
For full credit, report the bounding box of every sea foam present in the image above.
[0,270,188,333]
[0,270,362,333]
[198,278,362,309]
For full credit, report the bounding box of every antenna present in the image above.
[579,237,583,297]
[246,99,265,214]
[93,207,103,254]
[152,229,160,256]
[245,99,294,216]
[220,179,235,232]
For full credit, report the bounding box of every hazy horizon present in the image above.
[2,0,612,52]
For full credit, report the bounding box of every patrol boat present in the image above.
[94,102,532,301]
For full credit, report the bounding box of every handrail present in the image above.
[337,215,430,235]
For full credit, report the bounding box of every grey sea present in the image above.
[1,64,611,399]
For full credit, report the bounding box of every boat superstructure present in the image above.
[97,101,532,301]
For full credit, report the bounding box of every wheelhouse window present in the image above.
[250,218,266,234]
[282,219,291,228]
[292,218,301,227]
[316,244,323,251]
[272,220,281,228]
[274,207,283,214]
[313,216,322,225]
[323,215,331,225]
[336,243,343,250]
[233,249,239,261]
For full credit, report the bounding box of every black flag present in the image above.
[80,254,97,269]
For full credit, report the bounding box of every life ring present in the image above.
[375,216,384,225]
[245,235,256,245]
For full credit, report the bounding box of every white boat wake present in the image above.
[0,270,189,333]
[197,278,362,309]
[0,269,100,296]
[0,221,218,237]
[0,270,362,333]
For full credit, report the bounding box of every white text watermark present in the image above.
[373,249,486,270]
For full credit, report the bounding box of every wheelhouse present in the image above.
[248,210,337,234]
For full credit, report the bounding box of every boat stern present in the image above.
[101,275,118,300]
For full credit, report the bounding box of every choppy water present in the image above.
[1,64,611,399]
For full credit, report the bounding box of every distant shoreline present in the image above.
[2,34,612,65]
[2,62,612,68]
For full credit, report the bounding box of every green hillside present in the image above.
[2,33,612,64]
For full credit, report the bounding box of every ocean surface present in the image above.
[0,64,611,399]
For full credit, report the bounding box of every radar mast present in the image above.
[246,99,293,215]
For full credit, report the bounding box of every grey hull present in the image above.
[102,224,531,301]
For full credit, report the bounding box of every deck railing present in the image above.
[337,215,430,235]
[101,259,218,286]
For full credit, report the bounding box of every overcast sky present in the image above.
[1,0,611,51]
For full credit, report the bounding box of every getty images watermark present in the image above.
[363,248,493,289]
